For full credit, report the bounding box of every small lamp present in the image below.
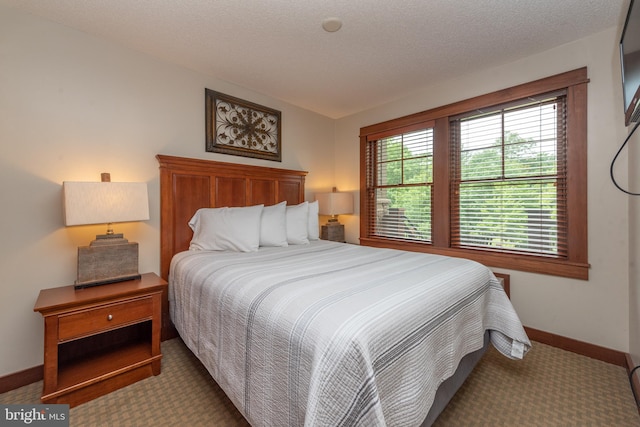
[63,173,149,289]
[315,187,353,242]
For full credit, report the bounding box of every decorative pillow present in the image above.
[307,200,319,240]
[188,204,264,252]
[286,202,310,244]
[260,202,288,247]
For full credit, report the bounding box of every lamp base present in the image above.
[321,221,345,242]
[74,273,142,289]
[74,235,141,289]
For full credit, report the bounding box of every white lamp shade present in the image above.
[315,191,353,216]
[63,181,150,226]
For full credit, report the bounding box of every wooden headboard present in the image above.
[156,154,308,280]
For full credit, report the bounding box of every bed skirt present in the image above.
[421,331,491,426]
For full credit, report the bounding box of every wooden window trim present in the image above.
[360,68,590,280]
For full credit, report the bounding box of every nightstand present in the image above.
[33,272,167,407]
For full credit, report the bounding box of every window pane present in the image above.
[460,114,502,151]
[504,103,558,178]
[404,129,433,157]
[378,136,403,161]
[404,156,431,184]
[460,146,502,181]
[378,159,402,185]
[457,180,561,255]
[375,186,431,242]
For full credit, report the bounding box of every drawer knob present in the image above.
[107,314,113,321]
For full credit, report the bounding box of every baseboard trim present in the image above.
[524,326,627,366]
[0,365,42,394]
[0,327,630,394]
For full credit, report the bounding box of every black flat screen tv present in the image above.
[621,0,640,126]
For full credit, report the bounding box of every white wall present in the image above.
[0,5,335,376]
[335,27,632,352]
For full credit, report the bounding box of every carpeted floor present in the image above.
[2,338,639,426]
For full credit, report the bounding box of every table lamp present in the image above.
[315,187,353,242]
[63,173,149,289]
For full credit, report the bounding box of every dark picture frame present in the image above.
[205,89,282,162]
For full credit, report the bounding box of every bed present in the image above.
[157,154,531,427]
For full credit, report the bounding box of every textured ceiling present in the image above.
[1,0,627,118]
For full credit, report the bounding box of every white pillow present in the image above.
[260,202,288,247]
[307,200,319,240]
[188,204,264,252]
[286,202,309,245]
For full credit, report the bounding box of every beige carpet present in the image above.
[2,338,639,426]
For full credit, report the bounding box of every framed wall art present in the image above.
[205,89,282,162]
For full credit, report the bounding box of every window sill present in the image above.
[359,237,589,280]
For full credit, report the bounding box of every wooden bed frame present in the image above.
[157,155,307,336]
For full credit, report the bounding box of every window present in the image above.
[369,125,434,241]
[360,68,589,279]
[451,93,566,256]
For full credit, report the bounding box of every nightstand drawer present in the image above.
[58,296,153,341]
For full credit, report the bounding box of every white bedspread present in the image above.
[169,240,530,427]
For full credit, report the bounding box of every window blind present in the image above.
[450,94,568,257]
[366,128,434,242]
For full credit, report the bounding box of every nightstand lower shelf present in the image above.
[45,344,161,406]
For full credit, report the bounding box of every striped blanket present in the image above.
[169,241,530,427]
